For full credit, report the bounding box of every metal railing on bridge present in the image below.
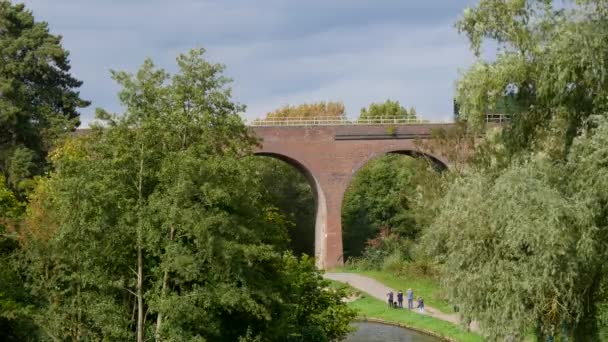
[249,117,431,126]
[249,114,510,127]
[484,113,511,124]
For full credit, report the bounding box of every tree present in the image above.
[359,100,417,120]
[342,154,423,259]
[424,155,601,340]
[21,49,355,341]
[455,0,608,158]
[0,175,40,341]
[249,157,315,256]
[0,1,89,194]
[563,115,608,339]
[428,2,608,339]
[261,101,346,120]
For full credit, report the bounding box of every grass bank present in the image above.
[337,267,453,313]
[348,294,484,342]
[330,281,483,342]
[326,279,483,341]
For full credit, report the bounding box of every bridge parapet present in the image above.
[248,113,510,127]
[250,117,433,126]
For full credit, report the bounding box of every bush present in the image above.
[381,250,408,274]
[405,244,439,277]
[345,228,416,272]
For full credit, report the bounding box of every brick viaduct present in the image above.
[251,124,454,270]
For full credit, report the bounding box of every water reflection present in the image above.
[345,322,441,342]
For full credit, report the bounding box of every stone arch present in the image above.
[253,152,328,269]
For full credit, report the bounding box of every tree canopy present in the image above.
[342,155,424,259]
[421,1,608,339]
[424,155,601,340]
[0,1,88,194]
[263,101,346,120]
[359,100,417,120]
[455,0,608,157]
[17,49,355,341]
[250,156,315,256]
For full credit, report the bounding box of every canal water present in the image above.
[345,322,441,342]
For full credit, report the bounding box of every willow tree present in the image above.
[456,0,608,158]
[424,156,602,340]
[425,116,608,340]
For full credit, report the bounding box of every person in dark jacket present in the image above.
[417,297,425,313]
[397,290,404,308]
[387,291,394,307]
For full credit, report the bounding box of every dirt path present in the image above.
[325,272,477,331]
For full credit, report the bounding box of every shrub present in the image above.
[345,228,415,271]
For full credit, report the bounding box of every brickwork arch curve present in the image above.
[350,148,449,178]
[253,152,328,267]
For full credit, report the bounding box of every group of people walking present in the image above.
[387,288,424,313]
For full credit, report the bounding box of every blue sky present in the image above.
[19,0,480,126]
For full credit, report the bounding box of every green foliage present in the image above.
[456,0,608,157]
[439,1,608,339]
[342,155,429,259]
[0,175,22,221]
[274,254,357,342]
[263,101,346,119]
[0,175,40,341]
[6,146,35,191]
[19,49,354,341]
[423,153,604,340]
[0,1,88,195]
[249,157,315,256]
[359,100,417,120]
[346,229,413,271]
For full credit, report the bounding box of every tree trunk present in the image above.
[136,143,145,342]
[155,226,175,341]
[137,246,144,342]
[156,131,187,340]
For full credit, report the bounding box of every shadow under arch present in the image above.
[253,152,327,266]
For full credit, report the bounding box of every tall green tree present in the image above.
[359,100,417,120]
[22,49,355,341]
[0,1,89,194]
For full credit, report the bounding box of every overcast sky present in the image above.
[19,0,480,126]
